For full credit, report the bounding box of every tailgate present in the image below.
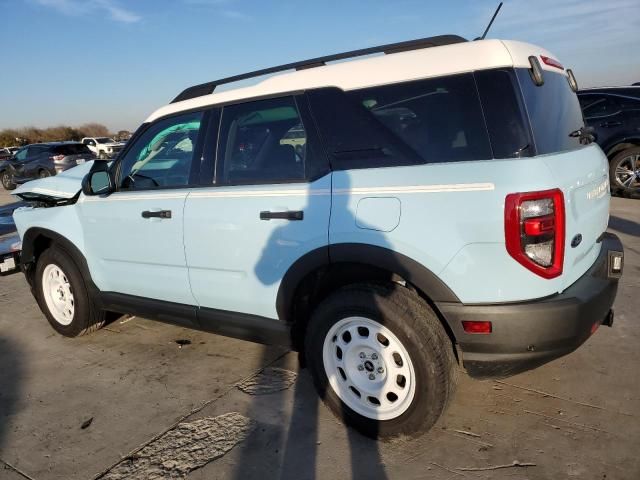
[542,144,610,291]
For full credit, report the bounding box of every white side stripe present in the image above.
[80,182,494,201]
[334,183,495,195]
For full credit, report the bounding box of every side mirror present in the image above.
[82,165,114,196]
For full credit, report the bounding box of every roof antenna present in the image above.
[476,2,503,40]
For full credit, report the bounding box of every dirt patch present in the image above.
[101,412,254,479]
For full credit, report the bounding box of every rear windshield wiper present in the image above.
[569,127,595,144]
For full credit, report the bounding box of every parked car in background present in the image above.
[0,148,15,160]
[5,142,95,188]
[81,137,125,159]
[578,86,640,196]
[0,155,18,190]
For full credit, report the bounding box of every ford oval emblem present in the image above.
[571,234,583,248]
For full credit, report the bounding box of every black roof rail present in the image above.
[171,34,467,104]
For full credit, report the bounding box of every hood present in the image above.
[11,160,94,200]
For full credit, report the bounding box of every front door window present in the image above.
[118,111,203,190]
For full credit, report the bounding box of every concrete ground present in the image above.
[0,188,638,480]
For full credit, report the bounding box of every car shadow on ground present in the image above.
[609,215,640,238]
[0,334,22,461]
[232,173,390,479]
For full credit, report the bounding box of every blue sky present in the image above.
[0,0,638,131]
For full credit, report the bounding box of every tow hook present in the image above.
[602,309,614,328]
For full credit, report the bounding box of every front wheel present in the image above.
[1,170,15,190]
[610,147,640,196]
[35,246,106,337]
[305,283,457,438]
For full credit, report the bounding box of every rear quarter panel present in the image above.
[331,147,608,304]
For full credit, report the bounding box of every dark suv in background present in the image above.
[578,86,640,196]
[2,142,96,189]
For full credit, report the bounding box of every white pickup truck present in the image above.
[81,137,125,159]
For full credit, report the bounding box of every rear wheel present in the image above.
[35,246,106,337]
[38,169,50,178]
[1,170,15,190]
[99,151,107,160]
[305,283,457,438]
[610,147,640,196]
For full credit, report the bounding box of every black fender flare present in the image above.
[276,243,460,323]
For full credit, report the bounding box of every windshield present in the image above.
[96,137,115,144]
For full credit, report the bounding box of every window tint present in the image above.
[53,144,92,155]
[14,148,27,161]
[579,95,620,118]
[516,69,584,154]
[118,111,203,190]
[309,74,492,169]
[475,69,533,158]
[217,96,306,184]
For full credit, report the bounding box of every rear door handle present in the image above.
[260,210,303,221]
[141,210,172,219]
[600,121,622,128]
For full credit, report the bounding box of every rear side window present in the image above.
[579,95,621,119]
[516,69,584,154]
[475,69,533,158]
[53,144,92,155]
[308,73,492,169]
[217,96,307,184]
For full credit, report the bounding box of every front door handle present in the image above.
[260,210,303,221]
[141,210,172,219]
[600,121,622,128]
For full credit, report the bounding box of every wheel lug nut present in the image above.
[368,374,375,380]
[371,353,378,360]
[358,365,364,371]
[359,352,366,359]
[377,367,384,373]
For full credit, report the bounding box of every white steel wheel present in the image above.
[322,316,416,421]
[41,263,75,325]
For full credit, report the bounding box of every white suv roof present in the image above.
[147,38,561,124]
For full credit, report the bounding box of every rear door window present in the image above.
[217,96,309,184]
[515,69,585,154]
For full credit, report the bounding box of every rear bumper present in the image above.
[437,233,624,379]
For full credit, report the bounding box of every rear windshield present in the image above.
[52,144,92,155]
[515,69,584,154]
[96,137,115,144]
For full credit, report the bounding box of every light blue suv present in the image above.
[9,35,624,438]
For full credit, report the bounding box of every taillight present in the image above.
[51,155,65,162]
[505,189,565,279]
[540,55,564,70]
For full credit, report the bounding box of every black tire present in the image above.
[99,151,107,160]
[38,169,50,178]
[34,246,106,337]
[610,147,640,197]
[1,170,15,190]
[305,283,458,439]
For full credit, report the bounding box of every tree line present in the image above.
[0,123,131,148]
